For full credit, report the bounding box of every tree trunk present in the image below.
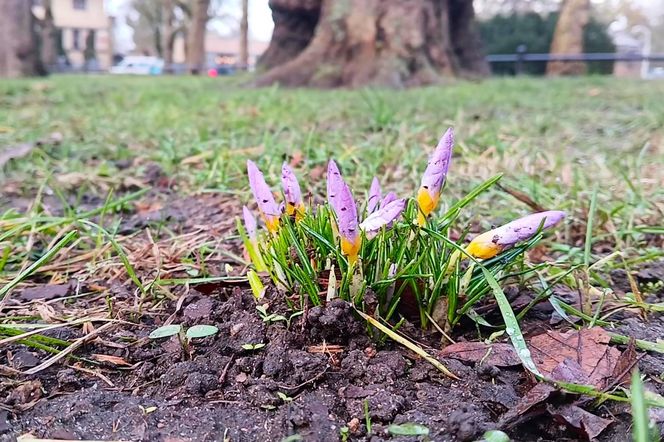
[0,0,40,77]
[186,0,210,74]
[162,0,175,73]
[258,0,321,71]
[239,0,249,70]
[255,0,488,88]
[547,0,590,76]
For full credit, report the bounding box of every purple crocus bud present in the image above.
[381,191,398,208]
[417,127,454,226]
[242,206,257,240]
[367,177,382,214]
[327,160,361,264]
[281,163,305,220]
[360,198,406,239]
[467,210,566,259]
[247,160,280,234]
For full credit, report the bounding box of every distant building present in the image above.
[173,32,269,71]
[34,0,114,71]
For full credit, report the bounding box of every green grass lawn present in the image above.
[1,75,663,286]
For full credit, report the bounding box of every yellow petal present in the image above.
[466,232,502,259]
[264,215,280,234]
[416,187,439,226]
[295,203,306,222]
[341,236,362,265]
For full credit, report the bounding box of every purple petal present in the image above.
[242,206,257,240]
[360,198,406,239]
[467,210,566,258]
[247,160,280,218]
[492,210,566,246]
[327,160,359,242]
[381,191,398,207]
[420,127,454,198]
[281,163,303,207]
[367,177,381,214]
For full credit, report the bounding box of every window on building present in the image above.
[73,29,81,50]
[73,0,86,10]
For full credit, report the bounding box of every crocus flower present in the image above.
[242,206,257,240]
[367,177,381,214]
[466,210,566,259]
[381,191,397,207]
[281,163,305,221]
[417,127,454,226]
[360,198,407,239]
[241,205,267,271]
[327,160,361,265]
[247,160,280,234]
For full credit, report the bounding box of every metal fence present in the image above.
[486,46,664,75]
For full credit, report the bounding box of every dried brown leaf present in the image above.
[529,327,621,389]
[18,279,79,301]
[548,404,612,439]
[0,143,34,167]
[439,341,520,367]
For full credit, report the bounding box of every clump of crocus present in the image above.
[466,211,566,259]
[240,127,566,336]
[417,127,453,226]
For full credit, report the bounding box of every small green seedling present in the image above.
[139,405,157,415]
[276,391,293,403]
[479,430,510,442]
[387,423,430,436]
[149,324,182,339]
[256,304,304,328]
[241,343,266,351]
[149,324,219,359]
[185,324,219,339]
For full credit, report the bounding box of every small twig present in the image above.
[68,364,115,387]
[218,355,235,385]
[24,322,117,375]
[276,368,328,392]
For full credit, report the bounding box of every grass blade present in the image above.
[355,309,458,379]
[631,369,650,442]
[480,266,541,377]
[0,230,77,303]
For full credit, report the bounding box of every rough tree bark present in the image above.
[239,0,249,70]
[186,0,211,74]
[0,0,40,77]
[256,0,488,88]
[547,0,590,76]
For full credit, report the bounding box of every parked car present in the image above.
[110,56,164,75]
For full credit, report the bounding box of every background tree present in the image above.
[128,0,163,56]
[479,11,614,75]
[162,0,176,72]
[547,0,590,75]
[186,0,211,74]
[0,0,41,77]
[239,0,249,70]
[39,0,57,70]
[256,0,489,88]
